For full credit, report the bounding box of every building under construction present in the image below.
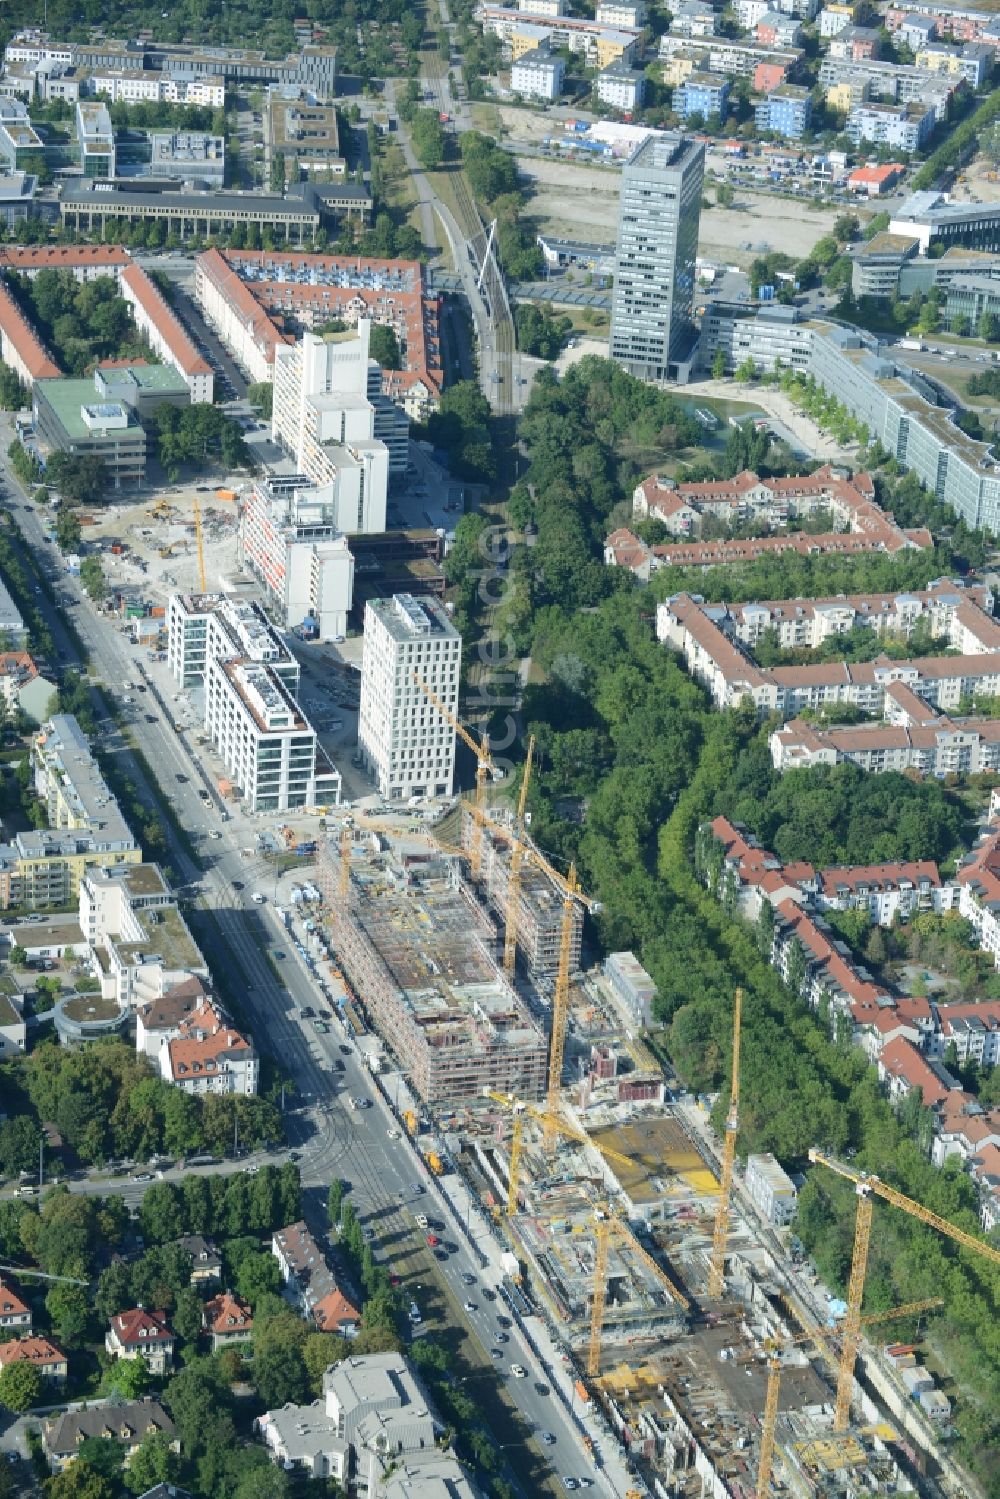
[465,822,584,978]
[321,840,547,1105]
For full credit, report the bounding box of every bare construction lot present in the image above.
[515,153,841,264]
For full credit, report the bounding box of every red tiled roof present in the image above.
[312,1288,360,1332]
[166,999,252,1080]
[121,264,212,377]
[820,861,941,896]
[110,1308,174,1346]
[0,1279,29,1320]
[0,1336,64,1369]
[879,1036,953,1107]
[0,245,131,272]
[203,1292,252,1335]
[0,280,61,381]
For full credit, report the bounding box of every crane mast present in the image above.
[708,986,742,1299]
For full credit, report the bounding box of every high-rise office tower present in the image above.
[358,593,462,801]
[609,133,705,382]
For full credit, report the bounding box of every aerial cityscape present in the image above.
[0,0,998,1497]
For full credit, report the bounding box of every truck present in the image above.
[898,337,925,351]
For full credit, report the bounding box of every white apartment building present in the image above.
[358,593,461,801]
[511,44,566,98]
[167,592,341,812]
[271,323,391,536]
[240,477,355,641]
[596,0,646,23]
[596,58,647,109]
[89,70,226,105]
[79,863,209,1010]
[519,0,566,14]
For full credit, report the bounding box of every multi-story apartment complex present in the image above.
[358,593,461,802]
[609,133,704,382]
[194,247,442,401]
[846,100,936,152]
[240,477,355,641]
[482,5,642,65]
[771,710,1000,775]
[321,843,547,1105]
[595,59,647,109]
[271,324,392,536]
[674,72,729,119]
[658,589,1000,719]
[511,41,566,98]
[167,592,340,812]
[755,83,812,138]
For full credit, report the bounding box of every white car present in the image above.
[415,1214,429,1229]
[510,1364,526,1379]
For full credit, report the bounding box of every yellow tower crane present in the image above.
[808,1149,1000,1432]
[587,1205,690,1378]
[412,673,495,879]
[752,1298,943,1497]
[708,987,742,1300]
[193,494,207,594]
[485,1090,633,1217]
[503,735,535,978]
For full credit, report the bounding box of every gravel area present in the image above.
[515,154,842,264]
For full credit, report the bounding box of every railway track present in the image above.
[420,24,516,417]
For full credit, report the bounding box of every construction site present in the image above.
[318,838,548,1105]
[310,796,991,1499]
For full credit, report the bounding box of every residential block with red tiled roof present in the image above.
[0,1279,30,1332]
[0,279,60,387]
[659,591,1000,722]
[0,1335,67,1382]
[120,264,213,403]
[194,247,441,406]
[271,1221,359,1336]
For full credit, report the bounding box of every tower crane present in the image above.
[750,1298,943,1497]
[412,673,495,879]
[503,735,534,978]
[808,1149,1000,1431]
[588,1205,690,1378]
[708,987,742,1300]
[193,494,207,594]
[485,1090,633,1217]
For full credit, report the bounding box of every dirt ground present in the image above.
[77,483,245,601]
[946,151,1000,206]
[514,153,841,265]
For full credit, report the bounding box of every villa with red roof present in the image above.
[0,1335,67,1383]
[105,1309,175,1375]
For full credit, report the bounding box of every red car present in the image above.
[426,1233,440,1247]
